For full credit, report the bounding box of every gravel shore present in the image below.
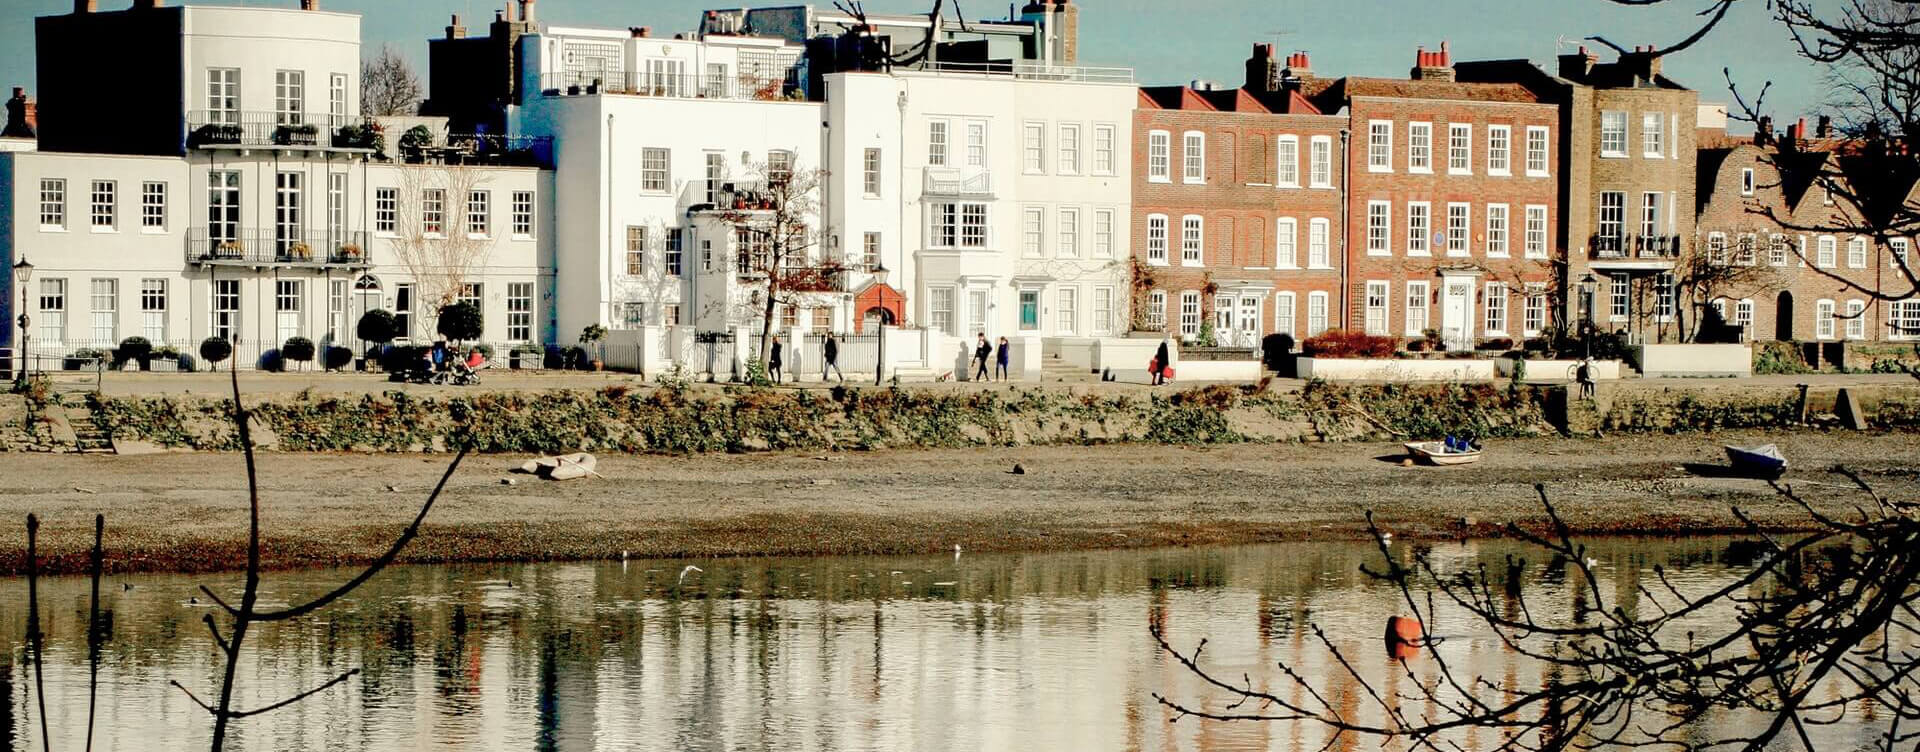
[1,430,1914,575]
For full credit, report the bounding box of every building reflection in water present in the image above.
[0,538,1899,751]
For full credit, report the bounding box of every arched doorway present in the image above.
[861,307,896,332]
[1775,291,1795,341]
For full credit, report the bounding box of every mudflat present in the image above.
[1,431,1914,575]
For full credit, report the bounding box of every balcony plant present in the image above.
[333,123,382,150]
[288,242,313,261]
[189,123,244,147]
[214,240,243,259]
[398,125,434,163]
[273,123,320,146]
[336,242,364,262]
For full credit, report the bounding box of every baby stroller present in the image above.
[436,349,486,386]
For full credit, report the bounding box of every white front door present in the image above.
[1441,280,1473,351]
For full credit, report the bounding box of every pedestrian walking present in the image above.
[769,335,785,384]
[1152,339,1171,386]
[995,337,1010,381]
[822,334,845,382]
[973,333,991,382]
[1575,358,1596,400]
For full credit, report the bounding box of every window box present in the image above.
[273,123,320,146]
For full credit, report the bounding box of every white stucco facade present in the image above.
[827,69,1136,341]
[2,4,555,370]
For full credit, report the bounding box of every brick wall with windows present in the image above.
[1316,72,1560,346]
[1696,139,1910,343]
[1132,80,1345,346]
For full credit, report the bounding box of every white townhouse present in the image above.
[827,67,1136,341]
[2,1,555,370]
[514,26,857,339]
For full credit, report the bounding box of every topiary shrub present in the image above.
[281,337,316,368]
[357,309,397,345]
[199,337,233,365]
[176,352,197,372]
[1301,329,1398,358]
[437,301,483,343]
[116,336,154,369]
[1477,337,1514,352]
[323,346,354,372]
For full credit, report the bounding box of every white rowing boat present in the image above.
[1404,441,1483,466]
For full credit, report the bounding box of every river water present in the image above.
[0,539,1886,751]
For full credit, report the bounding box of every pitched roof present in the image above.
[1308,76,1543,112]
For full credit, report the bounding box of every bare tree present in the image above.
[169,366,468,751]
[1156,479,1920,751]
[713,159,843,370]
[391,164,494,337]
[361,45,424,117]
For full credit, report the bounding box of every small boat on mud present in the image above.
[516,453,599,480]
[1404,440,1483,466]
[1724,444,1787,477]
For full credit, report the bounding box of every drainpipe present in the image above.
[605,112,615,330]
[1338,127,1350,329]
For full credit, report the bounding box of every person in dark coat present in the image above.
[822,334,844,382]
[995,337,1011,381]
[973,333,991,381]
[1152,340,1171,386]
[768,335,785,384]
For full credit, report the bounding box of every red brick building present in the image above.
[1307,43,1562,350]
[1696,123,1920,344]
[1131,46,1347,348]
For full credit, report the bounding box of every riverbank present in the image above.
[2,431,1914,575]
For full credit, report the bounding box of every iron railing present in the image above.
[186,228,371,266]
[924,168,994,196]
[1591,234,1683,259]
[919,61,1136,84]
[540,71,799,101]
[186,111,381,150]
[395,133,551,168]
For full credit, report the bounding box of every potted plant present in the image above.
[356,309,396,370]
[336,242,363,263]
[288,242,313,261]
[579,324,608,371]
[215,240,243,259]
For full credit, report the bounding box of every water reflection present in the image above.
[0,539,1882,750]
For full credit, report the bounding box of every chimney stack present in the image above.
[1410,41,1456,82]
[1755,116,1773,147]
[1557,45,1598,81]
[300,0,318,9]
[133,0,165,8]
[519,0,536,25]
[504,0,516,22]
[1789,116,1807,143]
[1816,114,1833,139]
[631,26,651,38]
[74,0,95,13]
[1285,51,1313,81]
[1245,43,1280,93]
[3,87,35,139]
[447,14,466,39]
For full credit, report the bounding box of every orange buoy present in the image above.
[1385,615,1423,659]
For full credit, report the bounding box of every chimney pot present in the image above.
[300,0,317,9]
[74,0,95,12]
[1817,114,1833,138]
[519,0,535,24]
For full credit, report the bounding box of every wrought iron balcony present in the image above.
[187,228,370,267]
[186,112,381,151]
[1590,234,1682,260]
[394,132,551,168]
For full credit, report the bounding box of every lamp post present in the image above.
[871,262,890,386]
[13,257,33,390]
[1577,272,1599,361]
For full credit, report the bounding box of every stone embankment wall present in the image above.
[1,380,1916,455]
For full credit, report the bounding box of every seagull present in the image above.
[1585,557,1599,569]
[1379,532,1394,543]
[679,565,704,584]
[954,544,963,560]
[621,550,629,560]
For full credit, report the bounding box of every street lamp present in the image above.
[871,262,890,386]
[13,256,33,390]
[1577,272,1599,361]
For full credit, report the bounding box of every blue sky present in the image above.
[1,0,1826,129]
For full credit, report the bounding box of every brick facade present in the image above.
[1132,76,1345,348]
[1314,67,1561,349]
[1696,139,1918,343]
